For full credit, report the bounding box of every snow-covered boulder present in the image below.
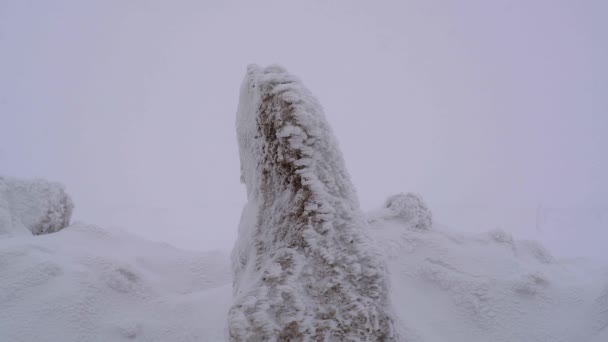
[229,65,398,340]
[0,176,73,236]
[369,193,432,230]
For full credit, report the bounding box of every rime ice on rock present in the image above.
[229,65,398,341]
[0,176,74,236]
[383,193,432,230]
[366,193,432,232]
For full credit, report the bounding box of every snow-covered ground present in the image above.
[370,202,608,342]
[0,223,231,342]
[1,201,607,341]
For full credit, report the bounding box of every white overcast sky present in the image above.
[1,0,606,252]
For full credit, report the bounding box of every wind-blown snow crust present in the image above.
[373,213,608,342]
[0,223,232,342]
[0,177,73,236]
[230,65,397,341]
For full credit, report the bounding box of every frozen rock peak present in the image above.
[229,65,398,341]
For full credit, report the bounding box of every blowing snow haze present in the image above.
[1,2,607,254]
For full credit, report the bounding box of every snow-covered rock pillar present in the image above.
[229,65,397,341]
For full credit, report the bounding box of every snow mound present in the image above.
[592,283,608,339]
[370,210,608,342]
[0,223,232,342]
[0,176,73,236]
[230,65,397,340]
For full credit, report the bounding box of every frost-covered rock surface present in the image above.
[229,65,398,340]
[0,176,73,236]
[368,193,432,230]
[0,223,232,342]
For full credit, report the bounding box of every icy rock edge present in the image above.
[0,176,74,236]
[229,65,399,341]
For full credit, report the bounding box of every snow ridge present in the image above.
[229,65,397,341]
[0,223,232,342]
[0,177,73,236]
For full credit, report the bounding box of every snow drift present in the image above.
[369,203,608,342]
[229,65,397,340]
[0,176,73,236]
[0,223,232,342]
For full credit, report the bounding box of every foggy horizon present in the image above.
[1,0,606,254]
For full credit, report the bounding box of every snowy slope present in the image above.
[369,196,608,342]
[0,223,232,342]
[1,199,607,341]
[230,65,397,340]
[0,177,73,236]
[1,208,606,342]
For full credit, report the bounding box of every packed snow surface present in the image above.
[370,204,608,342]
[0,223,231,342]
[0,177,73,236]
[1,205,607,341]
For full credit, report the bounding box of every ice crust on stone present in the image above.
[368,193,433,231]
[229,65,398,341]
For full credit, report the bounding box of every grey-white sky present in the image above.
[1,0,606,252]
